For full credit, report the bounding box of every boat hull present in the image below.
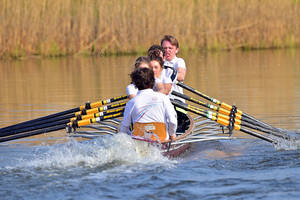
[68,112,229,158]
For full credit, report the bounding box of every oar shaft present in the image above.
[172,90,241,119]
[0,113,75,137]
[0,108,79,134]
[0,119,70,137]
[71,112,124,128]
[176,82,289,138]
[176,81,243,115]
[239,127,275,143]
[74,102,127,116]
[1,110,125,143]
[172,90,287,138]
[1,105,126,138]
[82,95,127,110]
[0,95,127,134]
[171,100,277,144]
[0,124,66,143]
[70,107,125,122]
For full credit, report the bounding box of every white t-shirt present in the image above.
[154,68,173,92]
[161,68,172,84]
[164,56,186,102]
[154,69,172,84]
[126,83,138,97]
[120,89,177,138]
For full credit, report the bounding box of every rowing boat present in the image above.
[1,83,288,149]
[67,112,232,157]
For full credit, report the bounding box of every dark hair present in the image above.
[147,45,164,57]
[134,56,150,69]
[130,68,155,90]
[149,54,164,69]
[160,35,179,48]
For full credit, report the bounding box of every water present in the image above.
[1,136,300,200]
[1,49,300,199]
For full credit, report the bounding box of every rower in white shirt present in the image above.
[161,35,187,102]
[120,68,177,141]
[149,54,172,95]
[126,56,151,99]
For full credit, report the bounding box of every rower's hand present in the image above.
[170,135,176,140]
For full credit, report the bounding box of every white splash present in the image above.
[24,133,175,170]
[274,137,300,151]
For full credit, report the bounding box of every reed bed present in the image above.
[1,0,300,58]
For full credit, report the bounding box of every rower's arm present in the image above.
[128,94,136,100]
[163,83,172,95]
[164,97,178,136]
[176,67,186,82]
[175,58,186,82]
[119,102,133,135]
[119,124,130,134]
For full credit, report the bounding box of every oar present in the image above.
[171,90,289,140]
[172,90,241,118]
[0,111,124,143]
[0,107,125,137]
[0,95,127,134]
[70,107,124,122]
[185,103,285,138]
[171,100,277,144]
[176,82,289,137]
[0,125,66,143]
[67,112,124,131]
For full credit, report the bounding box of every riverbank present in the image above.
[1,0,300,59]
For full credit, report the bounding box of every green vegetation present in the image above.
[0,0,299,59]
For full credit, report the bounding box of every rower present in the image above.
[149,54,172,95]
[126,56,151,99]
[161,35,188,132]
[120,68,177,141]
[161,35,187,102]
[147,44,164,59]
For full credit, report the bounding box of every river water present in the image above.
[0,49,300,199]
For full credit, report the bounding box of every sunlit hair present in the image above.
[134,56,150,69]
[147,44,164,57]
[130,68,155,90]
[160,35,179,48]
[149,54,164,69]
